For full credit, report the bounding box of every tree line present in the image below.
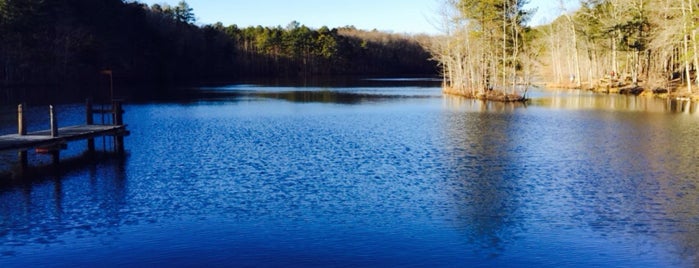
[0,0,436,103]
[535,0,698,94]
[429,0,699,100]
[220,22,435,78]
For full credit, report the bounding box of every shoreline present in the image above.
[442,87,527,102]
[544,81,699,102]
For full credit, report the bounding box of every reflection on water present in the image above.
[235,75,443,88]
[1,84,698,267]
[253,90,436,104]
[0,152,126,187]
[443,95,527,112]
[441,111,524,255]
[443,93,699,266]
[533,89,699,114]
[0,154,127,254]
[444,89,699,114]
[444,90,699,114]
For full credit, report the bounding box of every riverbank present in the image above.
[546,78,699,101]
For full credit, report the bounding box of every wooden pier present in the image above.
[0,100,129,169]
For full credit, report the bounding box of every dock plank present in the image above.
[0,125,128,152]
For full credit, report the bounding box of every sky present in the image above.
[135,0,580,35]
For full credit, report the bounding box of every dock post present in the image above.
[112,100,124,153]
[16,103,29,178]
[86,98,94,125]
[51,151,60,166]
[50,105,58,137]
[86,99,95,152]
[18,103,26,136]
[18,150,28,170]
[115,136,124,153]
[112,100,123,125]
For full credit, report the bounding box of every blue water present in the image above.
[0,83,698,267]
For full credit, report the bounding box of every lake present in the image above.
[0,79,698,267]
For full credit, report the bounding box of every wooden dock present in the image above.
[0,124,128,152]
[1,99,129,170]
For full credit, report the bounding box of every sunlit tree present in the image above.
[428,0,532,100]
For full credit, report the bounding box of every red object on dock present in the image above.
[35,143,67,154]
[35,147,51,154]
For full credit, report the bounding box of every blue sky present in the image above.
[135,0,579,34]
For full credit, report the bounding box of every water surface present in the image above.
[0,83,698,267]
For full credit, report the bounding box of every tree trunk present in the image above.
[612,35,618,80]
[682,0,692,93]
[572,21,581,88]
[692,0,699,89]
[502,0,507,91]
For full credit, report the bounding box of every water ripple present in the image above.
[0,88,698,267]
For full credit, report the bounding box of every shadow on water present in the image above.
[0,151,127,189]
[252,90,435,104]
[235,75,442,88]
[0,151,128,255]
[146,87,439,105]
[123,88,440,106]
[439,103,526,257]
[122,76,442,104]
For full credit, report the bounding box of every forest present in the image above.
[0,0,436,103]
[429,0,699,101]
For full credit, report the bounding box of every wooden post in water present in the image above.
[112,100,124,153]
[112,100,123,125]
[51,150,60,166]
[18,104,26,136]
[18,150,28,170]
[18,103,28,169]
[50,105,58,137]
[86,98,94,125]
[86,99,95,152]
[49,105,60,165]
